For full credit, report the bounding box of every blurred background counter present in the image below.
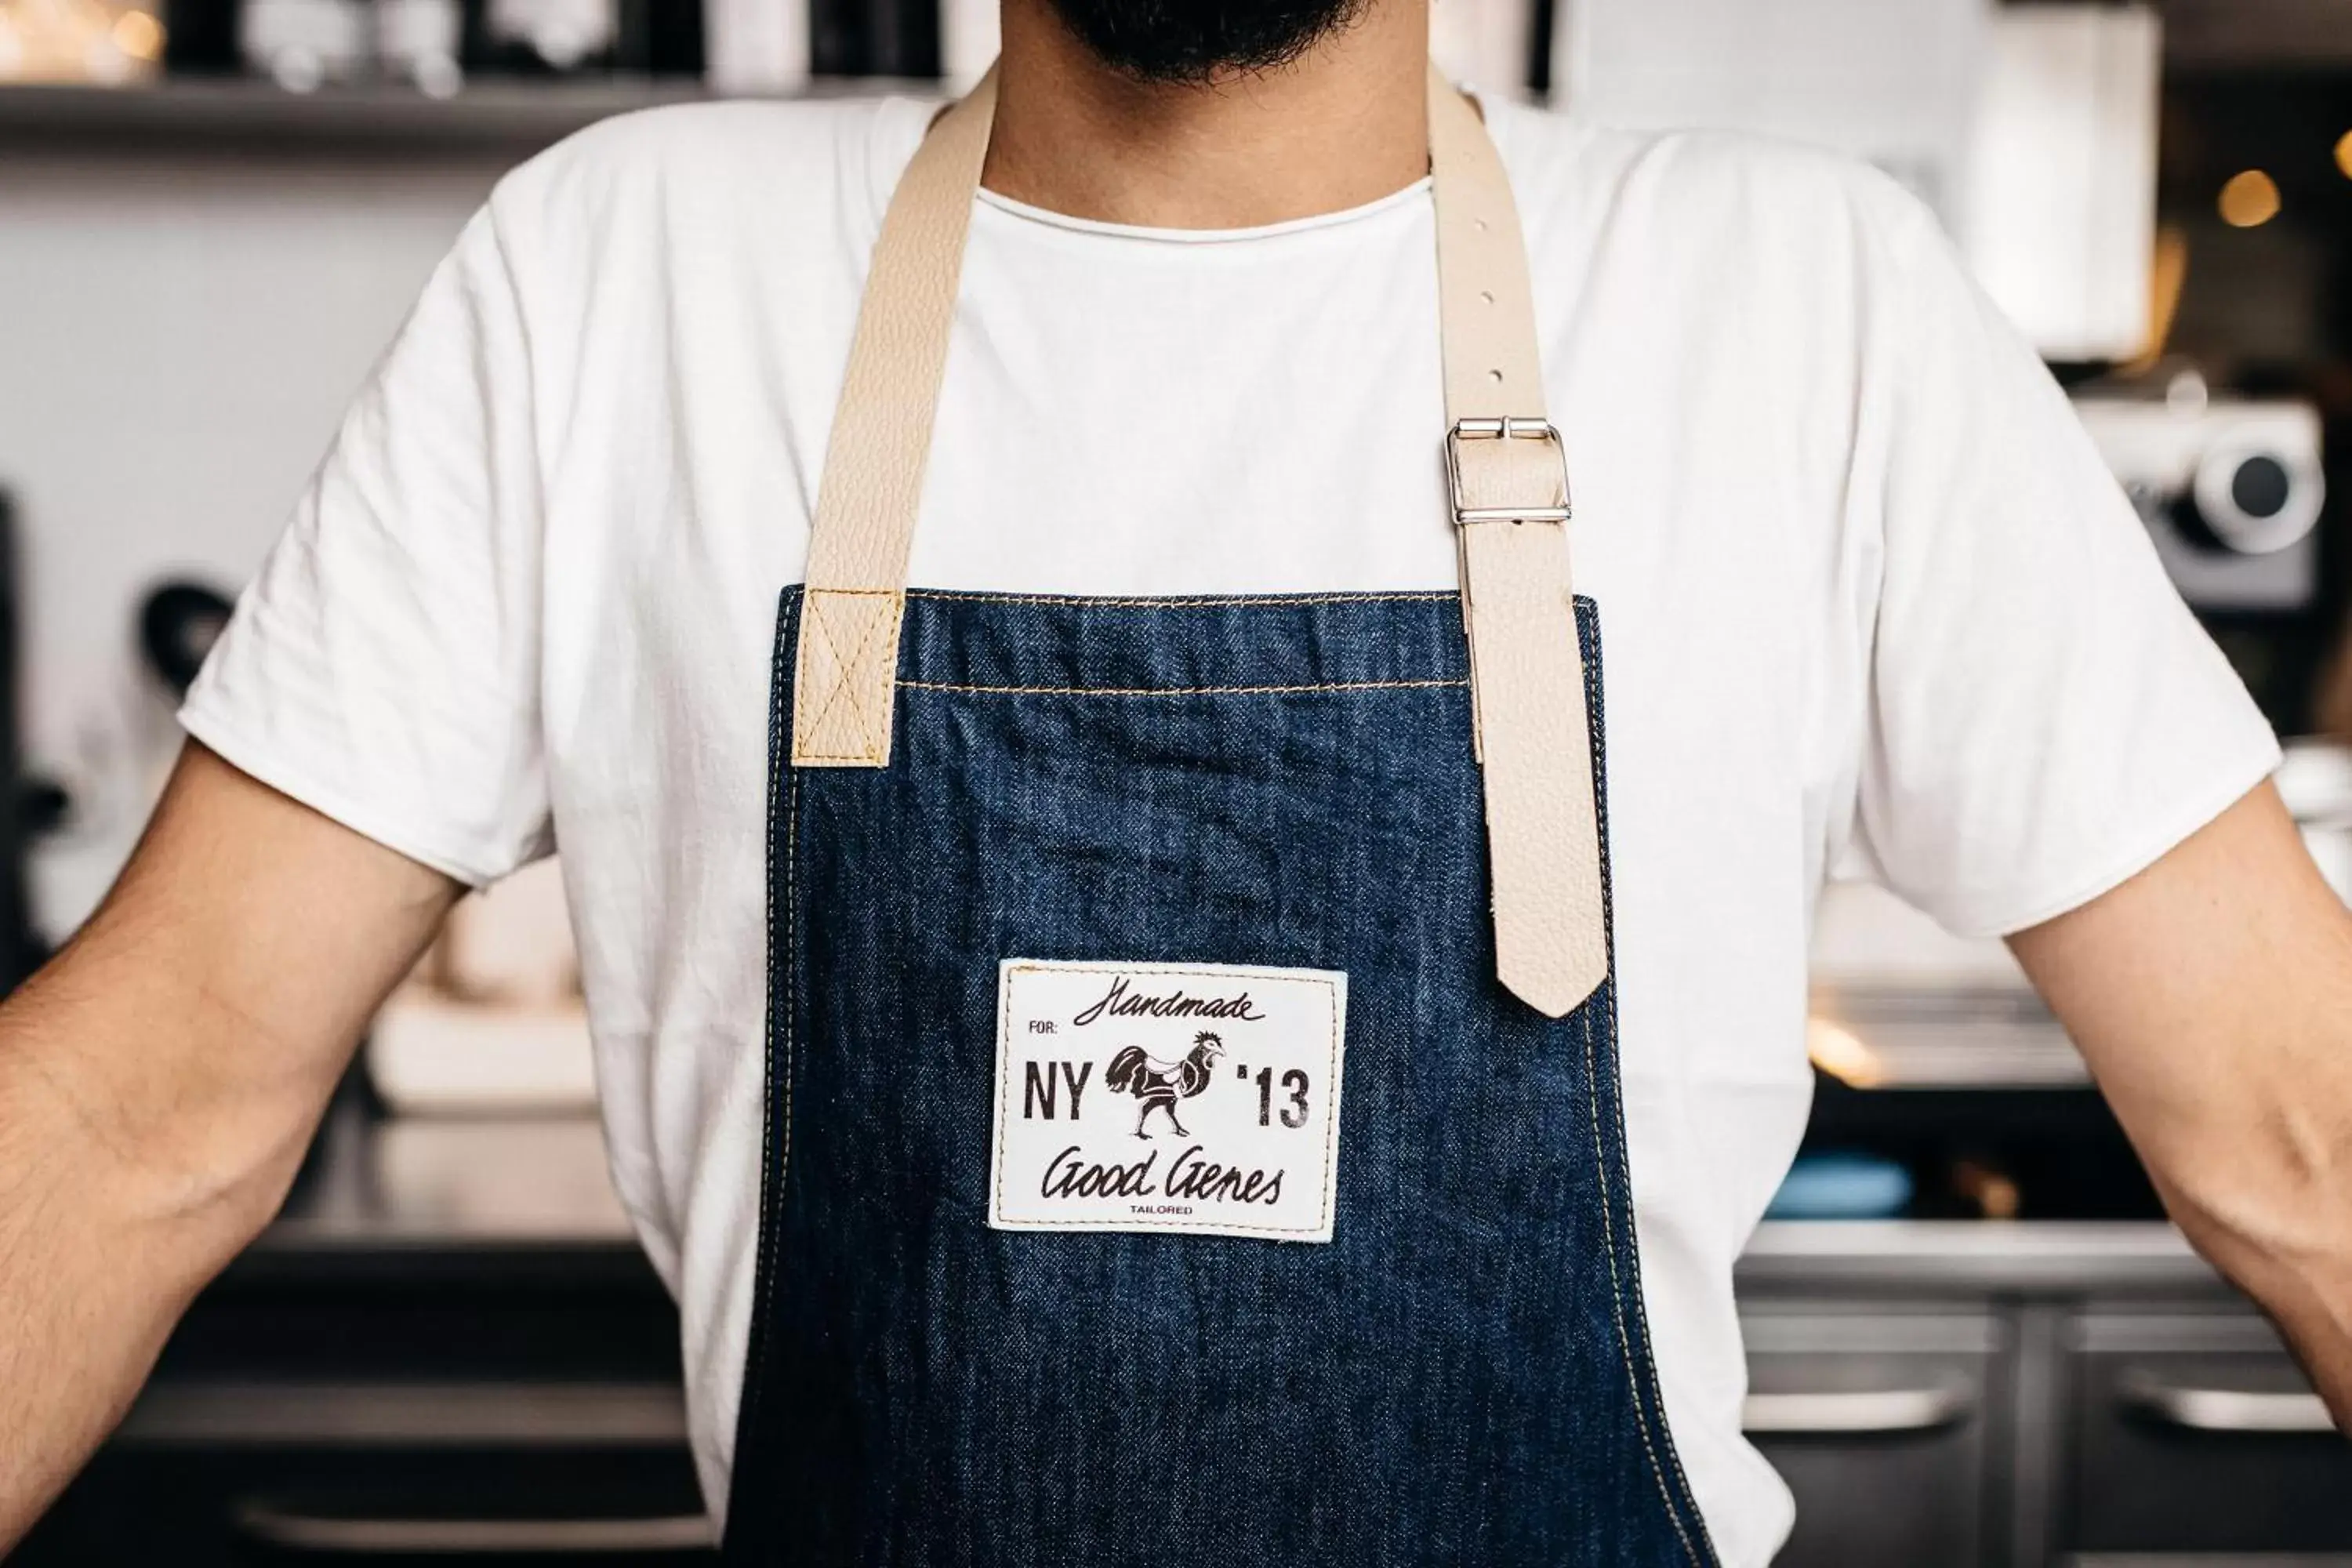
[7,0,2352,1564]
[13,1105,2334,1567]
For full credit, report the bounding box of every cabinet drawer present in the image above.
[1740,1303,2004,1568]
[2071,1311,2352,1555]
[19,1379,711,1567]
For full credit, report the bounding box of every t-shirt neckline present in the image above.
[972,175,1434,246]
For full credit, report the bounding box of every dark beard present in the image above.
[1044,0,1367,83]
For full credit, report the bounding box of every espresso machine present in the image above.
[2075,383,2327,615]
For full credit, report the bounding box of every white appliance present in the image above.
[1965,6,2161,363]
[2074,389,2327,612]
[239,0,370,90]
[1553,2,2163,364]
[705,0,811,93]
[376,0,463,96]
[485,0,615,70]
[1552,0,1991,227]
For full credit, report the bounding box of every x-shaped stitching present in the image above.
[797,590,902,763]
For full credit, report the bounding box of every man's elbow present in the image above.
[2157,1106,2352,1433]
[0,970,323,1305]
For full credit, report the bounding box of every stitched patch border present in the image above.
[988,959,1348,1242]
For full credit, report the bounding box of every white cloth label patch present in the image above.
[989,960,1348,1242]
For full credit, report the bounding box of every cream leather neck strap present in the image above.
[792,65,1607,1018]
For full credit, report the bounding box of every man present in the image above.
[2,0,2349,1557]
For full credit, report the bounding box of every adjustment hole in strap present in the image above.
[1480,289,1496,305]
[1487,368,1504,383]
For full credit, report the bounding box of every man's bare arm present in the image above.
[2010,779,2352,1428]
[0,742,459,1548]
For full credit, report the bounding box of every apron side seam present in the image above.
[729,592,802,1555]
[1575,597,1718,1566]
[1584,981,1700,1566]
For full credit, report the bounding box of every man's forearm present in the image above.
[2013,782,2352,1434]
[0,958,320,1549]
[0,1052,196,1547]
[0,746,460,1547]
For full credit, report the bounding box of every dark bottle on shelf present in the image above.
[811,0,936,78]
[622,0,704,76]
[869,0,938,78]
[808,0,860,77]
[162,0,242,73]
[0,493,47,996]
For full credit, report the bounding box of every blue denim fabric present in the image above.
[724,587,1716,1567]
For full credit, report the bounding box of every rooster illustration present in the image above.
[1104,1032,1227,1140]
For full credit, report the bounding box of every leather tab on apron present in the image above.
[792,65,1610,1018]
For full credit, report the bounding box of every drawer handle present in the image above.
[231,1501,715,1555]
[2118,1370,2339,1434]
[1740,1383,1974,1435]
[118,1380,688,1447]
[2066,1555,2352,1566]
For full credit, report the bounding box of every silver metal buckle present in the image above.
[1444,417,1572,526]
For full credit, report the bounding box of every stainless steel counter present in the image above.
[251,1109,2232,1298]
[1738,1218,2228,1295]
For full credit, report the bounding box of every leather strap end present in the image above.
[1496,883,1609,1018]
[1460,521,1609,1020]
[789,587,907,768]
[1483,705,1610,1018]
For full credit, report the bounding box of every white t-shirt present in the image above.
[180,91,2279,1566]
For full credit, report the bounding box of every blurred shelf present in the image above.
[0,74,934,153]
[2156,0,2352,72]
[1809,985,2092,1091]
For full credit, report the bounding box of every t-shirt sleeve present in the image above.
[1846,176,2280,936]
[179,199,552,887]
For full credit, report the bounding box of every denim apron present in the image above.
[723,67,1717,1568]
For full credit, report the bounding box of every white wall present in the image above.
[0,146,507,932]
